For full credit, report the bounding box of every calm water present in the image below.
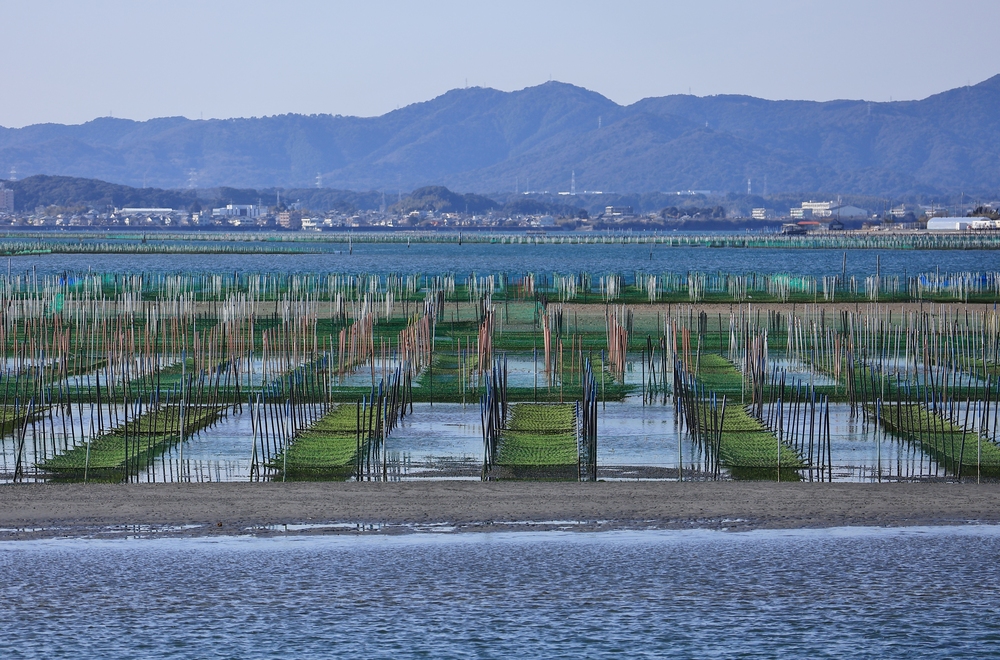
[7,241,999,277]
[2,526,999,658]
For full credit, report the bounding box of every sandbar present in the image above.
[1,481,999,539]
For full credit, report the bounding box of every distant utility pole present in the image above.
[747,178,751,195]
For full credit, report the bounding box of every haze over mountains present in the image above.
[2,75,999,196]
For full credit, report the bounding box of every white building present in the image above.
[801,201,835,217]
[830,205,868,219]
[751,208,768,220]
[926,216,989,231]
[212,204,264,218]
[117,207,174,215]
[792,201,868,220]
[0,186,12,214]
[605,206,634,218]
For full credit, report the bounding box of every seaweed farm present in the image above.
[2,262,1000,483]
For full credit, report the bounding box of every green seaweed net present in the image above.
[495,403,578,480]
[271,404,362,479]
[39,404,224,481]
[877,402,1000,478]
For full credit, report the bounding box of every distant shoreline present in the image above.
[2,482,999,540]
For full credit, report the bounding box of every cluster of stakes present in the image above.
[0,265,999,482]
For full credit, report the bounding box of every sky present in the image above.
[2,0,998,128]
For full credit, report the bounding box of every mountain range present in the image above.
[2,76,999,195]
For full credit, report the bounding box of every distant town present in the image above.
[0,180,997,233]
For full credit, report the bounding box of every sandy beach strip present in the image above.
[1,481,999,539]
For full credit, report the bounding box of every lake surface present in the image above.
[2,526,999,658]
[7,241,999,277]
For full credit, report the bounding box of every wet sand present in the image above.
[1,481,999,539]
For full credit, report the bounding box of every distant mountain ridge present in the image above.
[2,76,999,195]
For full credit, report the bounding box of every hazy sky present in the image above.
[2,0,997,127]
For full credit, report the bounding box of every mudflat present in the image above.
[1,481,999,538]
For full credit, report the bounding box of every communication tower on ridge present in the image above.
[571,171,576,195]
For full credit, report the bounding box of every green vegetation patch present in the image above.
[676,350,804,475]
[497,403,578,468]
[273,404,361,477]
[692,400,803,472]
[40,404,223,478]
[877,403,1000,477]
[695,354,747,394]
[713,405,804,470]
[0,406,43,437]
